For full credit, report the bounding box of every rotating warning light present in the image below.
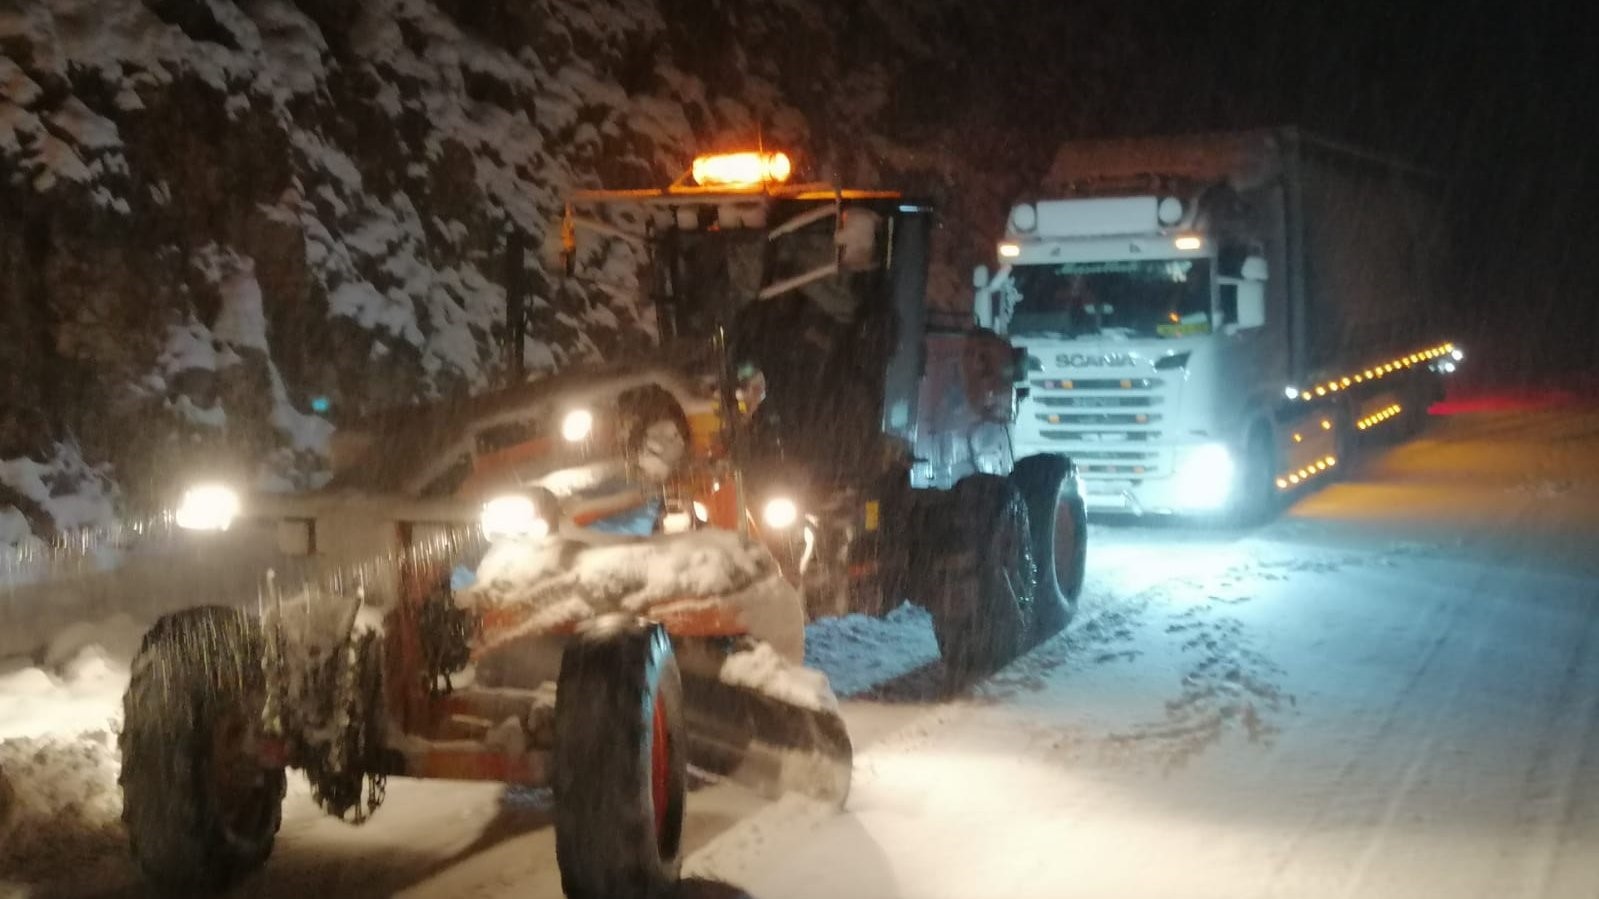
[691,151,793,187]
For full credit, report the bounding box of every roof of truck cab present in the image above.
[1042,127,1438,195]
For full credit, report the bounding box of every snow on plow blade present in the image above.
[463,529,853,805]
[676,641,854,808]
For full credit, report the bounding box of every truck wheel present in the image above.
[1396,375,1434,439]
[932,475,1036,684]
[1011,455,1086,638]
[554,617,686,899]
[1228,426,1279,526]
[119,606,284,894]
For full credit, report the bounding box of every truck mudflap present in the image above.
[674,639,853,808]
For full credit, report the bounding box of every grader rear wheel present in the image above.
[1012,455,1086,639]
[931,475,1037,685]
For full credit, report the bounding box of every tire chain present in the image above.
[302,628,387,823]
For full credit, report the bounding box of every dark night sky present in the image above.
[1221,0,1599,380]
[949,0,1599,379]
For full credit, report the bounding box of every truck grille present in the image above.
[1034,395,1160,409]
[1022,376,1174,477]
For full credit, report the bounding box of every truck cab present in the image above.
[976,191,1274,517]
[978,129,1456,521]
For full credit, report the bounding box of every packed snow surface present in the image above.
[6,407,1599,898]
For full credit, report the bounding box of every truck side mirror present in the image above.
[1235,281,1266,329]
[1007,346,1030,384]
[973,269,995,328]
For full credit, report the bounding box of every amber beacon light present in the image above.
[691,151,793,187]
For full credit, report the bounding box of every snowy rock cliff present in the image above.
[0,0,1059,540]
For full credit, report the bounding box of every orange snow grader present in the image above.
[120,369,841,899]
[118,150,1085,898]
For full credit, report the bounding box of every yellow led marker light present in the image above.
[1287,343,1459,402]
[1356,404,1403,431]
[1277,456,1338,491]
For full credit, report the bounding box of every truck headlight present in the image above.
[175,484,240,531]
[762,496,799,530]
[481,495,550,541]
[1173,443,1236,510]
[561,408,594,442]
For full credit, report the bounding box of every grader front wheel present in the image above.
[553,617,687,899]
[119,606,285,894]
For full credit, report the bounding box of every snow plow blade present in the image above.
[676,643,853,808]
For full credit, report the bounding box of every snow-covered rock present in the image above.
[0,0,1054,543]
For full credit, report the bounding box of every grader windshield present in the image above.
[565,156,931,482]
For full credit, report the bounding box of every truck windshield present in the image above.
[1006,259,1213,339]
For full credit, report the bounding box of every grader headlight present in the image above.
[481,495,550,542]
[561,408,594,443]
[761,496,800,530]
[175,484,241,531]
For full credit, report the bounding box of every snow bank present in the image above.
[803,603,940,698]
[0,613,139,741]
[0,615,138,880]
[0,730,124,874]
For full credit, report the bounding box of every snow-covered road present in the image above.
[6,405,1599,898]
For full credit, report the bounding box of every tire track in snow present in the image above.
[1267,485,1564,896]
[989,548,1297,770]
[1258,552,1466,890]
[1488,575,1599,898]
[1331,558,1505,899]
[1532,649,1599,897]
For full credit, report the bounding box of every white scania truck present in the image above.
[974,128,1462,520]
